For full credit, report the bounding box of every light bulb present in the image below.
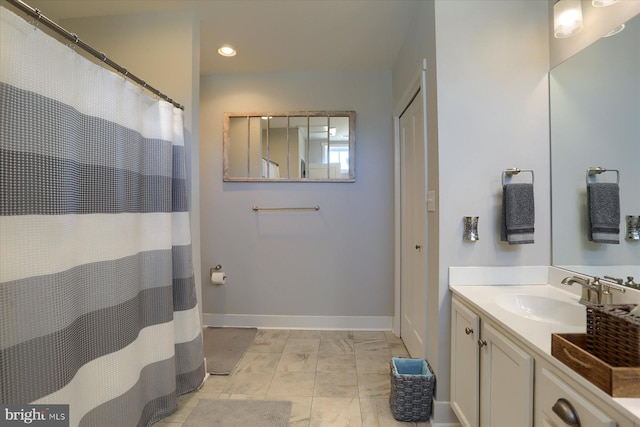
[217,45,237,57]
[554,0,584,38]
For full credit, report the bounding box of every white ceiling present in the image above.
[24,0,420,76]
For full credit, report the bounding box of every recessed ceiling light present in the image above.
[218,45,236,57]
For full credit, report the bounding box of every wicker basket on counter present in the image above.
[586,304,640,367]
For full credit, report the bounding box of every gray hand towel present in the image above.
[587,182,620,244]
[502,183,535,245]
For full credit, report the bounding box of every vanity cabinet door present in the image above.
[480,322,534,427]
[537,367,616,427]
[451,298,480,427]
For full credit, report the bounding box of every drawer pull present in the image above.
[563,348,592,370]
[552,398,581,426]
[478,339,487,348]
[464,327,473,335]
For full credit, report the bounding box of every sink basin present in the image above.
[496,294,585,326]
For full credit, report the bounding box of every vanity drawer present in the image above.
[537,367,632,427]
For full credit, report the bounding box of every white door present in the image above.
[399,88,427,359]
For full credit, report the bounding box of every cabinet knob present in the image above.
[464,327,473,335]
[477,339,487,348]
[552,398,580,427]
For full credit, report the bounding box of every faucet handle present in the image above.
[608,284,626,293]
[602,277,627,293]
[601,285,613,304]
[605,275,623,285]
[600,278,626,304]
[591,277,604,303]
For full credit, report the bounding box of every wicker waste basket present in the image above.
[389,357,435,422]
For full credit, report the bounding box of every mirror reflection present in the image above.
[550,13,639,283]
[223,111,355,182]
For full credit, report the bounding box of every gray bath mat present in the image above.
[182,399,292,427]
[203,327,258,374]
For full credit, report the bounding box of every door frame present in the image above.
[393,59,428,337]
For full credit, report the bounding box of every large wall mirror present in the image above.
[550,13,639,281]
[223,111,355,182]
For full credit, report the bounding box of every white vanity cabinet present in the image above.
[451,292,637,427]
[451,297,480,426]
[451,297,534,427]
[480,321,534,426]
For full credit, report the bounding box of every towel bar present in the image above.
[252,205,320,212]
[586,167,620,185]
[502,168,534,186]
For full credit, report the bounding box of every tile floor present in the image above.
[158,329,430,426]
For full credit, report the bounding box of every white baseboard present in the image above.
[202,313,393,331]
[429,399,461,427]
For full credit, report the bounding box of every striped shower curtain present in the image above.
[0,6,205,426]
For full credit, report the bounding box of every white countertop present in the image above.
[450,283,640,423]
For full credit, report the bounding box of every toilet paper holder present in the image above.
[210,264,222,275]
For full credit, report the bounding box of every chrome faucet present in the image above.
[561,276,600,305]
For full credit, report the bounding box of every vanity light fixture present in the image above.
[217,45,237,57]
[592,0,619,7]
[553,0,583,38]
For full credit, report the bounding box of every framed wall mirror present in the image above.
[223,111,356,182]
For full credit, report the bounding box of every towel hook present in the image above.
[502,168,534,186]
[586,167,620,185]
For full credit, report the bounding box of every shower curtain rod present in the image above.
[5,0,184,110]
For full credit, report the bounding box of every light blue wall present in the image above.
[199,70,395,324]
[391,0,550,418]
